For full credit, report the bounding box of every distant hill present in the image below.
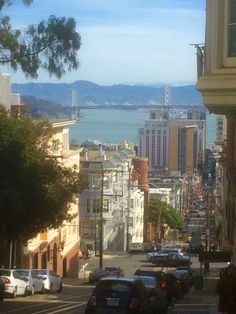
[21,95,68,119]
[12,80,202,107]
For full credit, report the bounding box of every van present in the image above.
[129,242,144,253]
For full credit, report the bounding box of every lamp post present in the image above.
[99,169,104,269]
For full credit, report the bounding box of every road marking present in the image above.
[33,301,87,314]
[3,293,90,313]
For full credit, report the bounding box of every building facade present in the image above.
[79,148,145,252]
[138,110,204,176]
[26,120,82,278]
[196,0,236,261]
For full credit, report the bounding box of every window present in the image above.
[91,175,101,189]
[93,199,100,213]
[224,0,236,66]
[82,222,89,235]
[228,0,236,56]
[103,199,109,212]
[87,199,91,213]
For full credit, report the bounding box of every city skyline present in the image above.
[2,0,205,86]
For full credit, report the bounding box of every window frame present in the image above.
[223,0,236,66]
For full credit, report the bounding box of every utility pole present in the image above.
[99,170,104,269]
[126,168,131,252]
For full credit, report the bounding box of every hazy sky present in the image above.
[2,0,206,86]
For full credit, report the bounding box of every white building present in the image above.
[79,148,144,252]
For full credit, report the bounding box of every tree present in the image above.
[147,199,182,241]
[0,106,87,247]
[0,0,81,78]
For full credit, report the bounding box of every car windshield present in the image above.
[0,270,11,276]
[16,270,29,276]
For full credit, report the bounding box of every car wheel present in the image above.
[31,285,35,296]
[57,283,62,293]
[0,293,3,302]
[23,287,27,297]
[12,287,17,298]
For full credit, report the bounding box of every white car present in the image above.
[35,269,62,292]
[16,269,44,295]
[0,269,27,298]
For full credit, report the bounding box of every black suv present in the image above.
[85,276,149,314]
[134,269,173,304]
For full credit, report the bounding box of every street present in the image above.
[0,285,91,314]
[0,217,226,314]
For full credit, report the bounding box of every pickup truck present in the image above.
[151,252,190,267]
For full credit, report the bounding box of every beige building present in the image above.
[26,120,82,278]
[138,110,204,176]
[196,0,236,259]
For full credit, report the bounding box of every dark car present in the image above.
[88,266,124,284]
[133,275,168,313]
[0,277,4,302]
[171,270,192,294]
[85,276,149,314]
[134,269,171,303]
[187,243,203,254]
[165,273,184,300]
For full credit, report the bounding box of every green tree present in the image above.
[0,0,81,78]
[0,107,87,252]
[147,199,182,240]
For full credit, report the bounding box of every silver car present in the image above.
[34,269,62,292]
[16,269,44,295]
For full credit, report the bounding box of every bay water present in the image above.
[69,109,216,146]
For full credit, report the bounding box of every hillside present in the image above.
[12,80,202,107]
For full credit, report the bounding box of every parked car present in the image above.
[85,276,149,314]
[0,277,5,301]
[34,269,62,292]
[128,242,144,253]
[16,269,43,295]
[143,242,161,252]
[0,269,27,298]
[150,252,190,267]
[88,266,124,284]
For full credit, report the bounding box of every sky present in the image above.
[2,0,206,86]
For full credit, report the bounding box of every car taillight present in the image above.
[4,278,11,284]
[161,280,168,289]
[88,295,96,305]
[130,298,139,310]
[23,277,29,282]
[39,276,47,280]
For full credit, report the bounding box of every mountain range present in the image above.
[12,80,202,108]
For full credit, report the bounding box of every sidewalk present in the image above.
[170,272,221,314]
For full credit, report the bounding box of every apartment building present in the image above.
[196,1,236,259]
[26,120,82,278]
[79,148,145,252]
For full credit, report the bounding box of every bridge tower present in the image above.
[164,85,171,108]
[70,89,80,120]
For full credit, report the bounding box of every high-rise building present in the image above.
[138,109,205,176]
